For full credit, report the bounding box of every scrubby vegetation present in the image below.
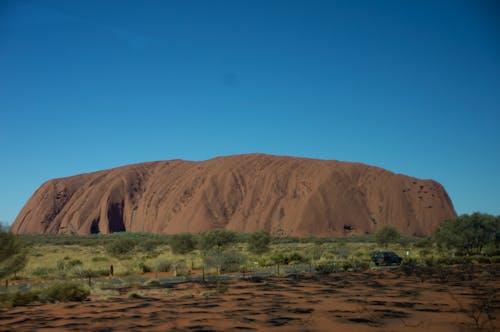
[434,212,499,256]
[1,212,499,311]
[168,232,196,254]
[375,224,401,248]
[0,281,89,307]
[247,231,272,254]
[0,226,27,280]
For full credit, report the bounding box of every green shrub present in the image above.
[32,266,57,277]
[203,250,246,273]
[414,237,433,248]
[56,258,83,272]
[0,229,28,279]
[199,229,237,252]
[434,213,499,256]
[315,262,339,274]
[271,236,300,244]
[137,261,152,273]
[105,238,138,257]
[72,268,109,278]
[128,292,143,299]
[11,290,40,306]
[307,244,324,261]
[137,238,163,252]
[470,256,492,264]
[219,251,246,273]
[39,282,90,303]
[67,259,83,267]
[288,252,306,264]
[255,256,273,267]
[270,252,306,265]
[1,282,90,305]
[91,256,109,262]
[340,260,352,271]
[375,225,401,248]
[331,243,351,259]
[247,231,271,254]
[489,256,500,263]
[418,249,432,258]
[351,259,370,272]
[169,233,196,254]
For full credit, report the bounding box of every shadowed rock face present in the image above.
[10,154,456,236]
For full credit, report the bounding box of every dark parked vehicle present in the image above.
[371,251,402,266]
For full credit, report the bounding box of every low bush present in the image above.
[202,250,246,273]
[315,262,339,274]
[247,231,271,254]
[31,266,57,278]
[39,281,90,303]
[105,238,138,257]
[91,256,109,262]
[340,260,352,271]
[470,256,492,264]
[11,290,40,306]
[56,258,83,272]
[137,261,152,273]
[128,292,143,299]
[270,252,306,265]
[1,282,89,307]
[67,259,83,267]
[351,259,370,272]
[219,251,246,273]
[489,256,500,263]
[168,233,196,254]
[137,238,164,253]
[72,268,109,278]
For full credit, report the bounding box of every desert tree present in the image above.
[104,237,138,257]
[199,229,239,275]
[375,224,401,249]
[199,229,237,253]
[0,227,28,280]
[247,231,271,255]
[169,232,196,255]
[434,213,498,256]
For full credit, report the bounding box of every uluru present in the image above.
[10,154,456,237]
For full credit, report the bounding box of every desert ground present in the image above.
[1,267,498,332]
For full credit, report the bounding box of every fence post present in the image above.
[202,265,205,282]
[110,264,114,277]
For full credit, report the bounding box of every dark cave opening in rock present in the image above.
[90,218,100,234]
[108,202,126,232]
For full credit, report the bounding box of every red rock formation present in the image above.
[10,154,456,236]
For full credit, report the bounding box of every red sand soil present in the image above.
[11,154,456,237]
[1,268,497,332]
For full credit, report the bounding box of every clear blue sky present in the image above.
[1,0,499,224]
